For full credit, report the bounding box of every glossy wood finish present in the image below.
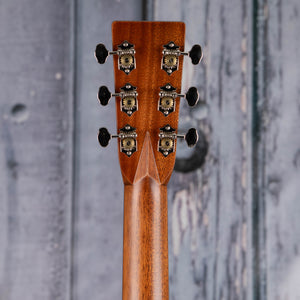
[72,3,142,300]
[123,133,168,299]
[112,21,185,185]
[153,3,254,299]
[112,22,185,299]
[3,1,300,300]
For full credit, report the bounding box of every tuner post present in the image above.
[98,125,137,157]
[95,40,136,74]
[158,84,199,116]
[158,125,199,156]
[98,84,138,116]
[161,41,203,75]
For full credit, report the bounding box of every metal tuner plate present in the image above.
[119,125,137,157]
[161,41,180,75]
[158,83,177,116]
[158,125,176,157]
[119,84,138,116]
[116,41,136,74]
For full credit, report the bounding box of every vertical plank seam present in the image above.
[69,0,77,298]
[252,0,268,298]
[142,0,154,21]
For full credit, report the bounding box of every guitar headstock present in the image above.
[96,21,202,185]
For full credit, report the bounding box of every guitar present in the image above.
[95,21,202,300]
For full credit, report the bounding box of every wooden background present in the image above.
[0,0,299,299]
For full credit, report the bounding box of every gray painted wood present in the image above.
[1,0,300,299]
[154,1,253,299]
[254,0,300,299]
[72,1,142,299]
[0,0,73,300]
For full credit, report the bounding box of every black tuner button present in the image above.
[185,87,199,106]
[189,44,203,65]
[97,125,137,156]
[185,128,198,147]
[94,41,136,74]
[98,127,111,147]
[95,44,109,64]
[161,42,203,74]
[158,125,199,156]
[98,86,112,106]
[97,84,138,116]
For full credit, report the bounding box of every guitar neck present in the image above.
[122,134,168,299]
[95,21,202,299]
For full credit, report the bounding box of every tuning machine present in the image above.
[158,83,199,116]
[158,125,198,157]
[95,40,136,74]
[98,125,137,157]
[98,83,138,116]
[161,41,203,75]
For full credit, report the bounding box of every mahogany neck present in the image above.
[122,133,169,300]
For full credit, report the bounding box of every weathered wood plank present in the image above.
[154,1,253,299]
[0,0,73,300]
[72,1,142,299]
[255,0,300,298]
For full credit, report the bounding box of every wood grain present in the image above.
[112,21,185,185]
[111,21,185,299]
[0,0,72,299]
[71,2,143,300]
[254,0,300,298]
[1,0,300,299]
[154,1,253,299]
[122,133,169,299]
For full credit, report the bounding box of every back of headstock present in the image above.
[96,21,202,185]
[95,21,203,299]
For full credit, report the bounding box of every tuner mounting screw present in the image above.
[158,125,199,156]
[94,40,136,74]
[98,125,137,157]
[119,84,138,116]
[119,125,137,157]
[158,125,176,157]
[158,84,177,116]
[161,41,203,75]
[158,84,199,116]
[98,84,138,116]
